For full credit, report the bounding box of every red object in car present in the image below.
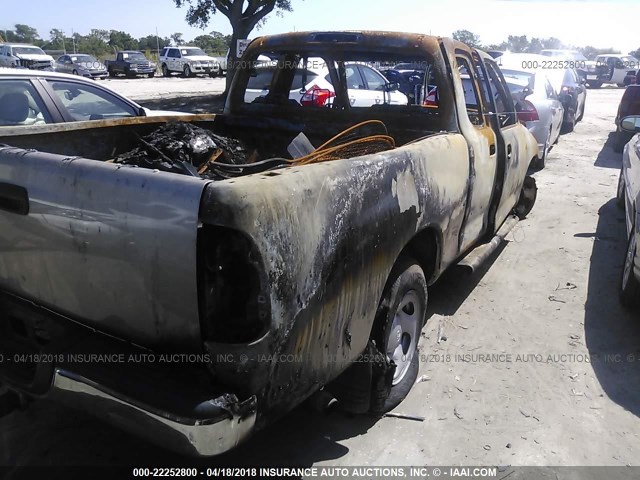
[516,99,539,122]
[300,85,335,107]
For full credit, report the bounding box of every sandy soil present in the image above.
[101,75,226,102]
[1,87,639,469]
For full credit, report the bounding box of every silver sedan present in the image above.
[500,68,564,169]
[55,54,108,80]
[616,114,640,307]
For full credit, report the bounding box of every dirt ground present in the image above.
[1,86,639,469]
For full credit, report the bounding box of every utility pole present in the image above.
[155,26,161,66]
[71,28,76,54]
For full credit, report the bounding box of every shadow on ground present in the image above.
[594,132,622,169]
[583,198,640,418]
[138,94,226,115]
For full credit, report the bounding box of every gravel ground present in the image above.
[1,86,639,469]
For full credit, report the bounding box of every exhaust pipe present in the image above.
[457,214,520,272]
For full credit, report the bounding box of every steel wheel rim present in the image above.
[386,290,421,385]
[623,233,636,290]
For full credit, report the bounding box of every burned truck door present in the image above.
[452,50,498,253]
[481,59,529,226]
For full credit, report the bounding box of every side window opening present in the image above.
[483,61,517,127]
[0,80,52,126]
[455,54,484,126]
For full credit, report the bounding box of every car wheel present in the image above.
[108,69,116,78]
[535,129,551,169]
[618,83,626,88]
[588,81,602,89]
[72,69,79,75]
[373,257,427,412]
[621,227,640,308]
[576,102,585,122]
[183,65,192,78]
[617,169,626,209]
[148,72,155,78]
[162,64,170,77]
[562,116,575,133]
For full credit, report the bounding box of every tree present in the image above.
[192,32,231,54]
[49,28,67,50]
[109,30,138,51]
[525,37,543,54]
[13,24,39,43]
[630,48,640,59]
[171,32,185,46]
[72,32,111,58]
[174,0,294,92]
[138,35,171,52]
[540,37,563,50]
[452,29,481,48]
[506,35,530,53]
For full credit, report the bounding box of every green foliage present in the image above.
[452,29,481,48]
[109,30,138,51]
[171,32,185,46]
[630,48,640,59]
[192,32,231,54]
[138,35,171,52]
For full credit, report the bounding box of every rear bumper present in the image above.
[0,290,256,456]
[51,369,257,456]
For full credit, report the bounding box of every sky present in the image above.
[2,0,639,54]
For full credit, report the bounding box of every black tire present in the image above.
[562,117,575,133]
[183,65,192,78]
[162,64,170,77]
[535,129,551,169]
[621,227,640,308]
[588,81,602,89]
[617,169,626,209]
[108,68,116,78]
[148,72,155,78]
[372,257,427,412]
[72,69,78,75]
[618,83,626,88]
[515,176,538,220]
[576,101,585,122]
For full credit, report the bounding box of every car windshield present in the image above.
[72,55,97,62]
[125,53,147,61]
[501,69,534,84]
[621,56,639,64]
[181,48,206,57]
[13,46,46,55]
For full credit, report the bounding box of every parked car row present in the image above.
[495,53,587,168]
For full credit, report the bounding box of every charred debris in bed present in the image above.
[114,121,290,180]
[114,120,397,180]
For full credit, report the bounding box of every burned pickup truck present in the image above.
[0,32,538,456]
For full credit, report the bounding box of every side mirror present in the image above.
[620,115,640,132]
[384,82,400,92]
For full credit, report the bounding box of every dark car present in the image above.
[55,54,107,80]
[614,85,640,152]
[547,68,587,132]
[105,51,156,78]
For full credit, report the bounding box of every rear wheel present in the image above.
[373,257,427,412]
[162,64,170,77]
[618,83,626,88]
[621,227,640,308]
[588,81,602,89]
[614,126,632,153]
[576,101,585,122]
[148,72,155,78]
[562,115,575,133]
[535,129,551,169]
[108,68,116,78]
[72,69,78,75]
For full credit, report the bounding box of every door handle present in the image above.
[507,144,512,159]
[0,182,29,215]
[490,144,496,155]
